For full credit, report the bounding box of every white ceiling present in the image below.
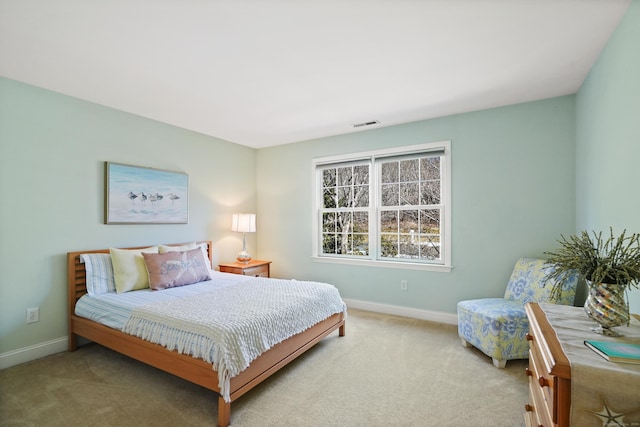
[0,0,631,148]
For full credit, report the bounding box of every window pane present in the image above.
[422,245,440,260]
[335,234,344,254]
[353,234,369,256]
[399,235,419,258]
[353,211,368,232]
[323,165,370,209]
[354,185,369,207]
[336,212,352,233]
[322,212,336,232]
[322,234,336,254]
[400,159,419,181]
[419,209,440,260]
[420,209,440,234]
[418,234,440,260]
[343,234,353,255]
[399,210,418,233]
[337,186,351,208]
[420,157,440,180]
[420,181,440,205]
[353,165,369,185]
[381,161,398,183]
[380,234,398,258]
[400,182,419,205]
[337,167,352,185]
[323,169,336,187]
[381,183,398,206]
[323,188,336,208]
[380,210,398,232]
[321,211,369,256]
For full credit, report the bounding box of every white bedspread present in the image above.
[75,271,246,330]
[122,277,346,402]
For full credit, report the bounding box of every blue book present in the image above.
[584,340,640,364]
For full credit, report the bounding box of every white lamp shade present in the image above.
[232,213,256,233]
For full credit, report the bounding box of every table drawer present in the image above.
[528,373,553,427]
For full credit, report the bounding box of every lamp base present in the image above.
[236,251,252,264]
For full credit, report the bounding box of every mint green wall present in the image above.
[257,96,576,314]
[5,1,637,359]
[0,78,256,354]
[576,1,640,312]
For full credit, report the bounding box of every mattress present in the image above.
[75,271,251,330]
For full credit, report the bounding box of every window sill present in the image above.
[311,256,452,272]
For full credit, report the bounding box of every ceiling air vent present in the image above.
[353,120,380,128]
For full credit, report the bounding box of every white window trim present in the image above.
[311,140,452,272]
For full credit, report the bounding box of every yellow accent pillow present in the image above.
[110,246,159,293]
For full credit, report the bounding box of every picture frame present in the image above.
[105,162,189,224]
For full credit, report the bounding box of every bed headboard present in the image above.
[67,241,213,322]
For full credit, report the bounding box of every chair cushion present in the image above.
[503,257,577,305]
[457,298,530,361]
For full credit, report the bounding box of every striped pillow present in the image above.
[80,253,116,295]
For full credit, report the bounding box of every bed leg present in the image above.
[217,396,230,427]
[339,323,345,337]
[68,334,78,352]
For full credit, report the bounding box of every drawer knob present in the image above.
[526,333,534,341]
[538,376,550,388]
[525,368,533,377]
[525,403,534,412]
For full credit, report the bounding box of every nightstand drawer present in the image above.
[242,264,269,277]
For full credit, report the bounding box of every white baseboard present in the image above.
[343,298,458,325]
[0,337,68,370]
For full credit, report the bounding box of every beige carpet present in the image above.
[0,309,528,426]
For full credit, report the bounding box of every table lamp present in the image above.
[232,213,256,263]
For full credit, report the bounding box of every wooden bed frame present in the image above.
[67,241,346,427]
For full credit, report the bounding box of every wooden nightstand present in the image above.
[218,260,271,278]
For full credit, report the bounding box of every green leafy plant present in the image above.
[544,228,640,299]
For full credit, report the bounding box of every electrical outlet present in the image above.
[26,307,39,324]
[400,280,408,291]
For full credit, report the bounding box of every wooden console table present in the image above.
[524,303,571,427]
[524,302,640,427]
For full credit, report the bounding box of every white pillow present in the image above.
[80,253,115,295]
[110,246,159,293]
[198,242,212,269]
[159,242,211,269]
[158,242,197,253]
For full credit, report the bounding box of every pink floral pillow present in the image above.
[143,248,211,290]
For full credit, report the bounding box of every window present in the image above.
[312,141,451,271]
[320,161,371,257]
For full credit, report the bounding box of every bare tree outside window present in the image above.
[322,164,370,256]
[379,156,441,261]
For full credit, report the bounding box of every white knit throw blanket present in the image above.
[123,278,346,402]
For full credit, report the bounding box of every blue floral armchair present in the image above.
[457,257,578,368]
